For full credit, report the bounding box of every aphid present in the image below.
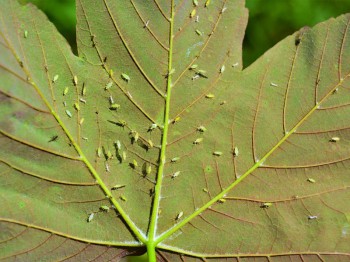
[82,137,88,141]
[197,70,208,77]
[171,157,180,163]
[109,69,114,77]
[192,75,200,80]
[130,131,139,143]
[332,88,338,94]
[270,82,278,87]
[190,9,196,18]
[100,205,109,212]
[122,151,127,161]
[168,68,175,76]
[205,94,215,99]
[202,188,208,193]
[105,81,113,90]
[118,120,127,127]
[121,73,130,82]
[295,26,310,46]
[52,74,59,83]
[205,0,210,7]
[97,147,102,158]
[143,20,150,28]
[115,140,122,150]
[63,101,67,107]
[195,29,203,36]
[190,64,198,70]
[220,101,227,105]
[197,126,207,132]
[233,146,239,157]
[111,184,126,190]
[79,98,86,104]
[308,215,318,220]
[73,75,78,86]
[195,15,199,23]
[79,118,85,125]
[260,202,273,208]
[218,198,226,203]
[213,151,223,156]
[221,6,227,13]
[172,117,181,124]
[176,211,184,220]
[171,171,181,179]
[232,62,239,67]
[132,159,138,168]
[106,150,113,160]
[147,139,154,149]
[87,213,94,222]
[148,123,157,131]
[109,104,120,110]
[82,84,86,96]
[330,137,340,142]
[307,178,316,183]
[220,65,225,73]
[193,138,203,144]
[142,162,151,176]
[74,102,80,111]
[109,95,114,104]
[105,162,110,172]
[24,30,28,38]
[193,0,198,6]
[120,196,127,201]
[48,135,58,142]
[65,110,72,118]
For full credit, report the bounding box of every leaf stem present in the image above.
[148,0,175,254]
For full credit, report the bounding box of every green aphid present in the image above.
[105,81,113,90]
[122,151,127,161]
[220,65,225,73]
[171,171,180,179]
[109,69,114,77]
[205,93,215,99]
[171,157,180,163]
[197,125,207,132]
[148,123,157,131]
[132,159,138,168]
[143,162,151,176]
[168,68,175,76]
[260,202,273,208]
[111,184,126,190]
[195,29,203,36]
[147,139,154,149]
[120,196,127,201]
[82,85,86,96]
[218,198,226,203]
[65,109,72,118]
[307,178,316,183]
[109,103,120,110]
[24,30,28,38]
[202,188,209,193]
[205,0,210,7]
[63,87,69,96]
[106,150,112,160]
[73,75,78,86]
[213,151,223,156]
[115,140,122,150]
[52,74,59,83]
[87,213,94,222]
[100,205,109,212]
[97,147,102,158]
[190,64,198,70]
[130,131,139,143]
[193,138,203,144]
[176,211,183,220]
[193,0,198,6]
[121,73,130,82]
[74,102,80,111]
[233,146,239,157]
[190,9,196,18]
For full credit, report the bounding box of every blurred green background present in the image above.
[19,0,350,261]
[21,0,350,68]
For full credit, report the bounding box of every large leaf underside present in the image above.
[0,0,349,261]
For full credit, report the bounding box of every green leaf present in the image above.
[1,0,350,261]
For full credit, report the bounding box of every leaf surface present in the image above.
[0,0,350,261]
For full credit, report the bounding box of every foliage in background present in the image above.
[24,0,350,67]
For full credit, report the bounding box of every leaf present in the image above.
[1,0,350,261]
